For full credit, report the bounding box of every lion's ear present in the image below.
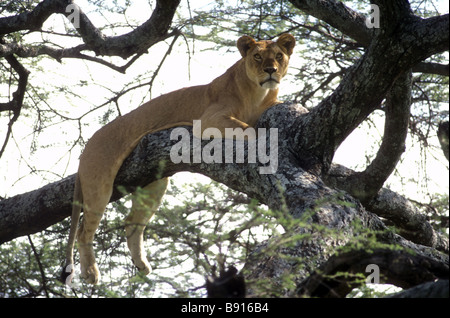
[237,35,256,58]
[277,34,295,56]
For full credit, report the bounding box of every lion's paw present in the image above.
[80,263,100,284]
[133,258,152,275]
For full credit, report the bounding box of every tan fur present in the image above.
[63,34,295,284]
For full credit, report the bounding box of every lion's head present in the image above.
[237,34,295,90]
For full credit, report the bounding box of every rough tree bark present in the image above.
[0,0,448,297]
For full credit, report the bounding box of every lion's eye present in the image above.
[276,53,283,61]
[254,53,262,61]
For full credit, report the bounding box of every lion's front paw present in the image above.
[133,258,152,275]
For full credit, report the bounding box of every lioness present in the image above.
[63,34,295,284]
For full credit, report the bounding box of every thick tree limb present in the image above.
[288,0,372,45]
[288,2,448,173]
[413,62,449,77]
[62,0,181,58]
[0,103,444,251]
[367,188,448,252]
[323,71,412,205]
[359,71,411,197]
[297,248,449,298]
[387,280,449,298]
[372,0,414,27]
[0,0,72,34]
[325,163,448,252]
[288,0,449,77]
[288,0,449,54]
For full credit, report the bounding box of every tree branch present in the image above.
[288,6,448,174]
[326,71,412,204]
[0,49,30,159]
[288,0,449,77]
[388,280,449,298]
[367,188,448,252]
[413,62,449,77]
[0,103,391,244]
[297,248,449,298]
[413,13,450,57]
[60,0,181,58]
[287,0,371,46]
[0,0,181,60]
[371,0,414,28]
[0,0,72,34]
[325,163,448,253]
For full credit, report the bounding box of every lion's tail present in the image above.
[60,174,83,285]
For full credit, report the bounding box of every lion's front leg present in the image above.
[77,187,111,284]
[196,105,259,141]
[77,213,102,284]
[78,241,100,284]
[125,178,169,275]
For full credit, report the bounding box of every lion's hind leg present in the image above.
[125,178,169,275]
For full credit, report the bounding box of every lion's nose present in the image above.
[264,67,277,75]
